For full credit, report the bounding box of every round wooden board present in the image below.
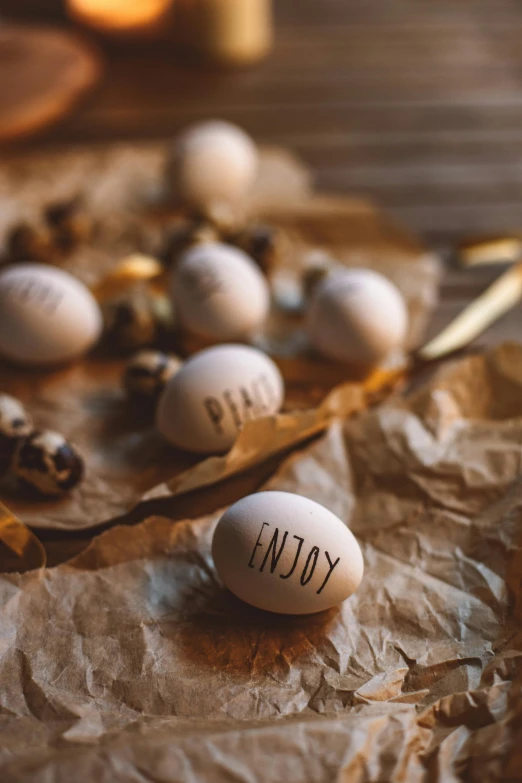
[0,25,102,143]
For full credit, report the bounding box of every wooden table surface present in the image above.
[2,0,522,563]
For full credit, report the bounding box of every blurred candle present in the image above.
[66,0,174,37]
[183,0,273,65]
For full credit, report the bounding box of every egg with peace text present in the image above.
[212,491,364,615]
[156,344,284,454]
[167,120,259,211]
[0,263,102,366]
[306,268,408,367]
[170,242,270,341]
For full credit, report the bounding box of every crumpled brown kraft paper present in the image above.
[0,143,437,531]
[0,143,312,288]
[141,378,367,503]
[0,357,196,531]
[0,343,521,782]
[0,348,399,533]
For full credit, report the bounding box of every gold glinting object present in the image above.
[458,235,522,267]
[0,501,46,571]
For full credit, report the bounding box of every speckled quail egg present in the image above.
[228,223,283,274]
[44,195,93,252]
[123,350,182,403]
[12,430,84,497]
[160,220,220,267]
[0,394,33,477]
[102,289,173,353]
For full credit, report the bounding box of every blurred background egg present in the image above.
[306,268,408,367]
[170,242,270,341]
[166,120,259,213]
[0,263,102,366]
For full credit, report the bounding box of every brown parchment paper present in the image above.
[0,359,373,532]
[0,343,521,782]
[0,143,312,288]
[0,142,438,531]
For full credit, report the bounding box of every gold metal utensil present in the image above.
[0,501,46,571]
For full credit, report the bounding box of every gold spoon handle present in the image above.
[418,262,522,362]
[0,501,46,571]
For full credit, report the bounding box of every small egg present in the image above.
[212,491,364,615]
[102,290,173,353]
[44,196,93,252]
[228,223,283,274]
[301,260,332,301]
[0,394,33,477]
[160,219,220,267]
[306,268,408,366]
[167,120,259,212]
[12,430,84,497]
[0,263,102,366]
[171,242,270,341]
[123,350,182,403]
[157,344,284,454]
[5,222,56,265]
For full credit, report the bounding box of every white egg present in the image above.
[156,344,284,454]
[171,242,270,341]
[0,263,102,366]
[168,120,259,211]
[306,268,408,366]
[212,491,364,615]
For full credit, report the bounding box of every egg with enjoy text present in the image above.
[306,268,408,367]
[156,344,284,454]
[0,263,102,366]
[212,491,364,615]
[170,242,270,341]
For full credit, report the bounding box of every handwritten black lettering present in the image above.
[250,377,267,414]
[279,536,304,580]
[246,524,342,596]
[316,551,340,594]
[239,386,256,421]
[259,527,288,573]
[6,279,63,315]
[203,397,225,434]
[182,262,224,301]
[248,522,269,568]
[300,546,319,586]
[223,390,242,430]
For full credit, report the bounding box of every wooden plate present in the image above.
[0,24,102,143]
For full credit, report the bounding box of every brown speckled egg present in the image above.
[229,224,282,274]
[12,430,84,497]
[0,394,33,477]
[160,220,220,267]
[102,290,173,353]
[123,350,182,403]
[44,195,93,252]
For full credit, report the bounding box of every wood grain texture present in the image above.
[0,25,101,142]
[3,0,522,247]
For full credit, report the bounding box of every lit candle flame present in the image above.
[67,0,174,33]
